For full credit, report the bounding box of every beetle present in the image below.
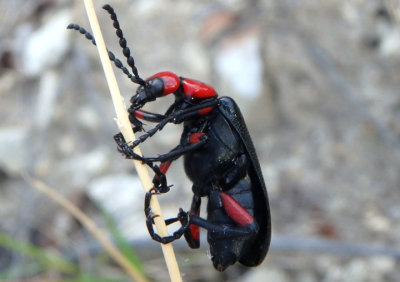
[68,4,271,271]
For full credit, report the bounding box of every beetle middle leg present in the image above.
[147,162,171,193]
[115,130,208,164]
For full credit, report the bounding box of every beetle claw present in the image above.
[147,210,160,224]
[178,208,189,225]
[149,187,160,195]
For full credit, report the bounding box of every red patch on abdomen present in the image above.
[220,192,254,226]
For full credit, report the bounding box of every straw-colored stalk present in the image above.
[81,0,182,281]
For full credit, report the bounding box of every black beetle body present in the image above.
[181,97,271,270]
[113,69,271,270]
[68,4,271,271]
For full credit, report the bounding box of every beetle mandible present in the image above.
[68,4,271,271]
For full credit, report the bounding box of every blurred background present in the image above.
[1,0,400,281]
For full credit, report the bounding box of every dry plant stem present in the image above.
[82,1,182,281]
[27,178,148,282]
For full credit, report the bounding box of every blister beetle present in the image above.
[68,4,271,271]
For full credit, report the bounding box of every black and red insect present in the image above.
[69,4,271,271]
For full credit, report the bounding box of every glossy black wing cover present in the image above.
[218,97,271,266]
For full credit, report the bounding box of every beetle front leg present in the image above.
[169,98,218,124]
[114,116,173,159]
[113,133,147,163]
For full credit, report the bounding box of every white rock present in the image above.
[34,70,60,129]
[59,148,109,186]
[215,34,262,99]
[0,127,29,174]
[380,28,400,57]
[87,174,147,238]
[21,9,72,76]
[243,267,290,282]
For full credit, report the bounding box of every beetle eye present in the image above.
[147,78,164,97]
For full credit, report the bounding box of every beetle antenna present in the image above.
[102,4,146,86]
[67,23,146,86]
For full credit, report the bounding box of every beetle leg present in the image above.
[187,190,258,239]
[130,116,174,150]
[114,100,215,162]
[169,99,218,124]
[148,162,171,193]
[128,108,167,126]
[123,98,215,151]
[144,191,190,244]
[113,133,147,162]
[114,116,174,161]
[188,215,258,239]
[150,161,173,193]
[128,107,168,133]
[181,194,201,248]
[140,134,208,163]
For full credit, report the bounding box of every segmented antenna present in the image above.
[102,4,145,85]
[67,23,146,86]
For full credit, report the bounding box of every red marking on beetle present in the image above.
[189,132,205,144]
[189,224,199,241]
[153,162,172,183]
[220,192,254,226]
[159,161,172,174]
[147,71,180,95]
[189,210,200,241]
[134,110,145,119]
[182,78,217,99]
[198,106,213,115]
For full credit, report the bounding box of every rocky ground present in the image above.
[1,0,400,281]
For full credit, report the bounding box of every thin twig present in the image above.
[81,1,182,281]
[26,177,148,282]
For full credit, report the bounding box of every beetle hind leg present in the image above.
[182,194,201,249]
[144,190,190,244]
